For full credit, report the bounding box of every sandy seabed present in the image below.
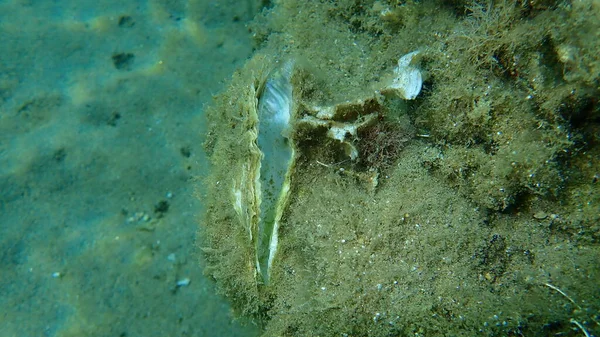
[0,1,261,336]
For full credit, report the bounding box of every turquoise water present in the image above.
[0,1,260,336]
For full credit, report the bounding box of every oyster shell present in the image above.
[205,51,422,295]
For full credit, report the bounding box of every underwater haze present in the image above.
[0,0,260,336]
[201,0,600,336]
[2,0,600,337]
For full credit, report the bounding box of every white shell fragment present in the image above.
[388,51,422,100]
[327,124,360,159]
[299,98,379,160]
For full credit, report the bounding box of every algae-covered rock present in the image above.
[200,1,600,336]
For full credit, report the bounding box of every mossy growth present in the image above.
[414,0,598,210]
[200,1,600,336]
[200,54,271,319]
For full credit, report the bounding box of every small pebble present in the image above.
[533,211,548,220]
[167,253,176,262]
[176,278,190,287]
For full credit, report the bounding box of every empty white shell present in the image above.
[389,51,422,100]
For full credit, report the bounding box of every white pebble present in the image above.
[176,278,190,287]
